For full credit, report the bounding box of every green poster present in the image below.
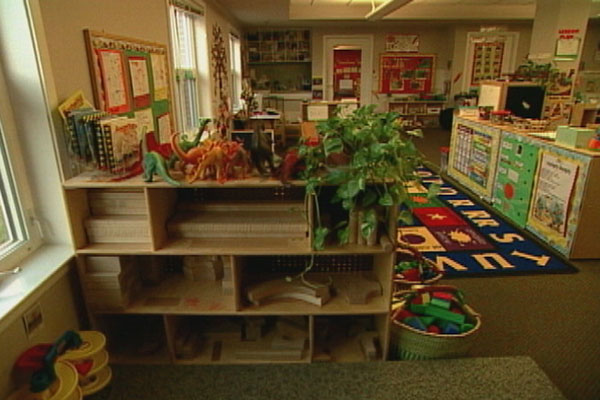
[492,133,539,228]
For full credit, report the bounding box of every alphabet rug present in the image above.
[397,168,578,277]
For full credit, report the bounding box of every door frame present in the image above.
[323,35,374,106]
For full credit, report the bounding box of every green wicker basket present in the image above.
[390,286,481,360]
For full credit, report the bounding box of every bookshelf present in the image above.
[387,100,445,128]
[63,179,396,364]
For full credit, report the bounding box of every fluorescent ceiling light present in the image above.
[365,0,413,20]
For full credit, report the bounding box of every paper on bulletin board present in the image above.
[157,112,172,143]
[134,108,155,137]
[128,56,151,109]
[528,151,578,238]
[151,53,169,101]
[307,105,328,121]
[555,37,580,59]
[97,49,130,114]
[339,79,354,90]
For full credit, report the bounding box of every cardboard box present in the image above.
[555,126,595,149]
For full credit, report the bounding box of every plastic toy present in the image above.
[9,330,112,400]
[143,151,181,186]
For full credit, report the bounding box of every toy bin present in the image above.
[389,285,481,360]
[393,242,444,292]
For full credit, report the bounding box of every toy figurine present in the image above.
[251,124,276,176]
[143,151,181,186]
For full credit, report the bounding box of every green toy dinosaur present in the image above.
[143,151,181,186]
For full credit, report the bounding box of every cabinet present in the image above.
[245,30,312,92]
[387,100,445,128]
[63,176,395,364]
[246,30,311,63]
[448,116,600,259]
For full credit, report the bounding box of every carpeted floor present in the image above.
[88,357,564,400]
[414,127,600,400]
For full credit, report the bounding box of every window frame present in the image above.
[229,32,242,114]
[0,60,43,272]
[168,1,211,136]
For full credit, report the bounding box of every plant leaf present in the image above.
[361,208,377,238]
[397,209,414,226]
[378,192,393,206]
[313,226,329,251]
[337,226,350,245]
[323,137,344,157]
[325,168,348,185]
[427,183,441,199]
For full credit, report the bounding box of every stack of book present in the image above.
[84,189,150,244]
[166,202,308,243]
[65,107,140,174]
[83,256,141,311]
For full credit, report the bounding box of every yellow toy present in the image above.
[6,331,111,400]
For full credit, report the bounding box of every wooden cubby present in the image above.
[64,178,395,364]
[388,99,445,128]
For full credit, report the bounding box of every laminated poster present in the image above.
[128,56,151,109]
[530,152,578,236]
[157,112,172,144]
[97,49,130,114]
[134,108,155,137]
[151,53,169,101]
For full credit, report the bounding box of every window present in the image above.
[229,33,242,113]
[0,63,42,271]
[169,0,210,135]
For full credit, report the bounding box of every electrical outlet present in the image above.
[22,303,44,338]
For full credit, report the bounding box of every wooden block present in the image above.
[276,318,308,340]
[247,279,331,307]
[85,215,150,243]
[182,256,223,281]
[85,256,136,274]
[235,348,303,361]
[360,332,379,361]
[333,273,382,305]
[88,190,146,216]
[221,279,234,295]
[271,335,306,351]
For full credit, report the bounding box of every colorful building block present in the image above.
[403,316,427,331]
[430,297,451,309]
[423,305,466,324]
[441,322,460,334]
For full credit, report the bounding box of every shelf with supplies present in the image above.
[64,180,396,365]
[387,99,445,128]
[245,29,311,63]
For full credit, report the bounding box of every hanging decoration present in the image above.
[211,24,230,136]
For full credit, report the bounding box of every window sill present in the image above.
[0,244,73,332]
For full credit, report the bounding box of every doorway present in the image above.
[323,35,374,106]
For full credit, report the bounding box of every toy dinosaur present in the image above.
[143,151,180,186]
[250,125,276,176]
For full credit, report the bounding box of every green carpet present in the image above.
[88,357,564,400]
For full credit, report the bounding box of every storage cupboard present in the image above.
[63,176,396,364]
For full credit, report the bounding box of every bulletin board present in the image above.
[333,49,361,100]
[83,29,173,143]
[379,53,435,94]
[470,42,504,86]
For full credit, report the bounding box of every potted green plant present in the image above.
[297,104,435,251]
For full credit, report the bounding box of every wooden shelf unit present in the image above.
[64,180,396,365]
[387,100,445,128]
